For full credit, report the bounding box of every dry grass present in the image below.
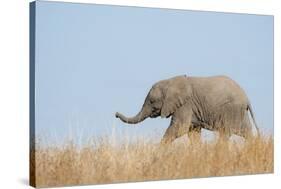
[31,135,273,188]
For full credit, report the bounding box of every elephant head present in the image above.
[115,75,192,124]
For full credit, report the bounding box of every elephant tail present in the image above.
[247,103,260,137]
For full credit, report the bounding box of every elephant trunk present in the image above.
[115,107,149,124]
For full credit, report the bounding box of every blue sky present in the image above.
[34,1,273,144]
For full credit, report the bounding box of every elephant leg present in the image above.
[188,125,201,144]
[218,127,231,141]
[161,107,192,145]
[161,112,191,144]
[216,105,243,141]
[238,114,253,139]
[161,120,190,145]
[161,123,180,145]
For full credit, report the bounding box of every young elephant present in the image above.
[115,75,259,144]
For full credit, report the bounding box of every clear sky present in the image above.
[34,1,273,145]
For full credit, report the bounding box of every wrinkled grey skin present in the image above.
[115,75,259,144]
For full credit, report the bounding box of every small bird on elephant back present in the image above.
[115,75,260,144]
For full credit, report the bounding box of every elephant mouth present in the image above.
[164,113,172,118]
[150,110,160,118]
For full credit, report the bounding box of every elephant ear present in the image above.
[161,76,191,118]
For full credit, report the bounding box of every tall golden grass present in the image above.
[31,135,273,188]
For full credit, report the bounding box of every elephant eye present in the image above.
[150,99,155,103]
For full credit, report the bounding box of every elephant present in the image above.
[115,75,259,144]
